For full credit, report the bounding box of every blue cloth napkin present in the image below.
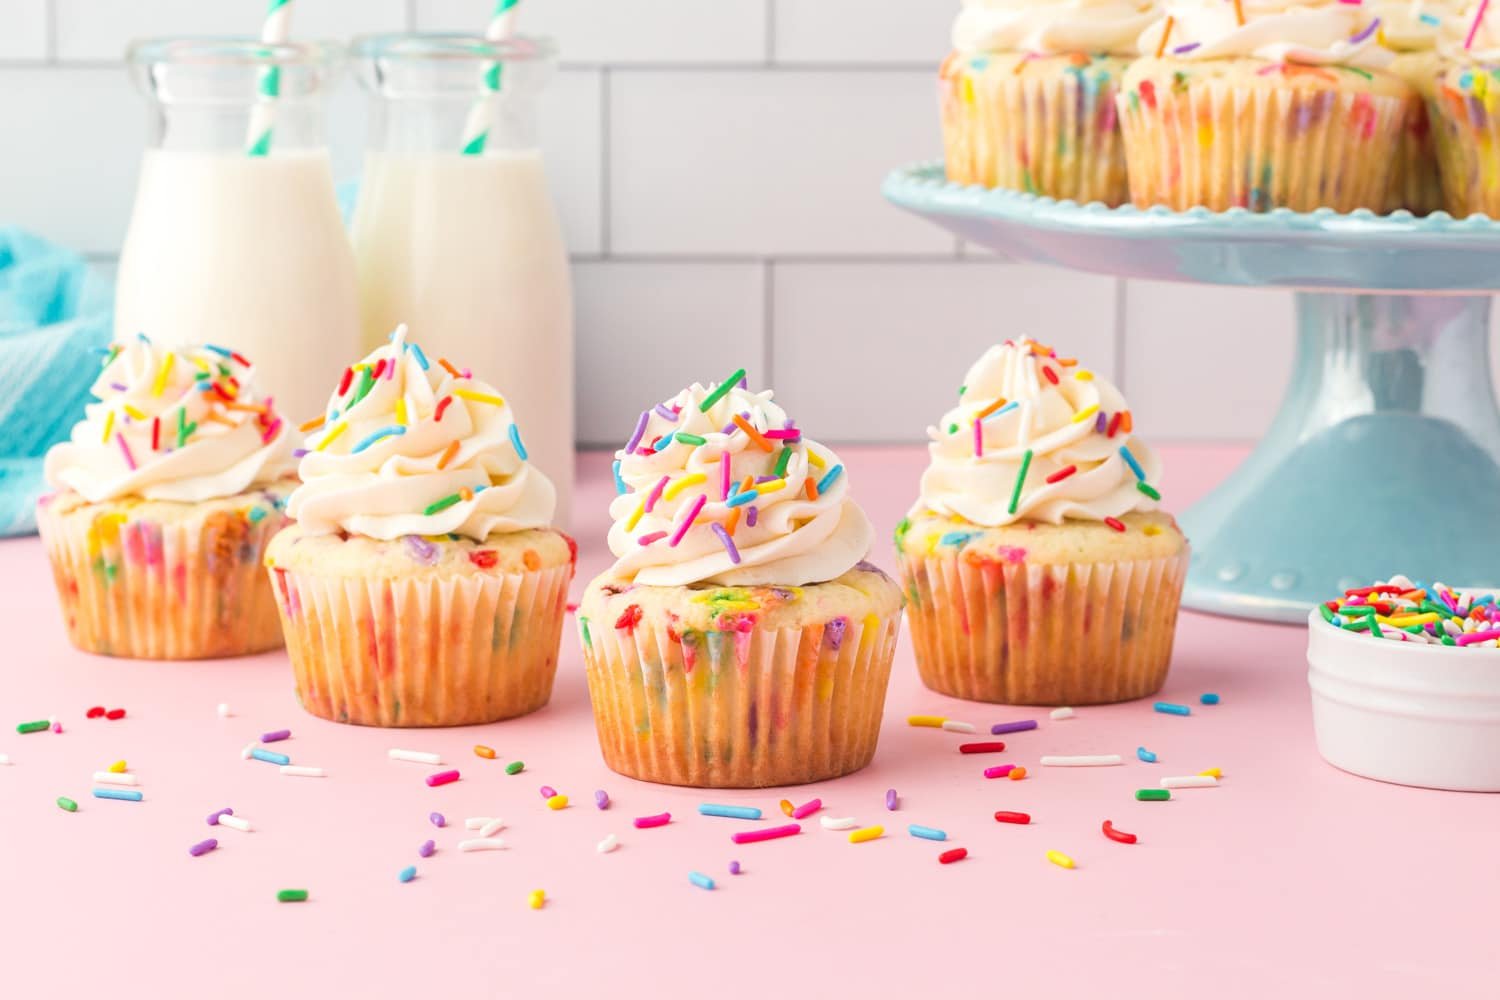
[0,228,113,536]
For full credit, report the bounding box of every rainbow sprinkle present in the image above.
[1321,577,1500,647]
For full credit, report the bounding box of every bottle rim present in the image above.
[350,32,557,64]
[126,37,345,67]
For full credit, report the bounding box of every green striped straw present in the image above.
[246,0,294,157]
[460,0,521,156]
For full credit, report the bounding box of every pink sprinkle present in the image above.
[634,811,671,829]
[116,432,137,470]
[261,418,282,444]
[791,798,821,820]
[763,429,801,440]
[645,475,669,513]
[984,764,1017,779]
[637,531,669,546]
[668,494,707,547]
[731,823,801,845]
[1457,630,1500,646]
[425,769,460,787]
[720,454,732,501]
[973,418,983,458]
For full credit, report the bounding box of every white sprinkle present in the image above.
[1040,754,1123,767]
[217,703,231,718]
[280,765,325,777]
[459,838,507,852]
[240,742,256,760]
[820,816,858,831]
[1161,775,1218,789]
[940,720,977,734]
[479,818,507,838]
[1050,707,1075,720]
[388,748,443,765]
[92,771,139,786]
[597,833,619,854]
[217,814,253,832]
[465,816,497,830]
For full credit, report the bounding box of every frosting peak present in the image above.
[44,336,293,503]
[286,326,555,541]
[953,0,1161,56]
[1440,1,1500,60]
[606,373,872,587]
[1137,0,1393,68]
[914,339,1163,527]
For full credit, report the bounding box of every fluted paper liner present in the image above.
[1431,85,1500,218]
[271,562,571,727]
[581,609,902,788]
[941,53,1131,205]
[901,550,1189,705]
[38,498,286,659]
[1389,102,1444,214]
[1118,78,1406,212]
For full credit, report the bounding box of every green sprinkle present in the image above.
[1442,636,1458,646]
[1342,618,1372,632]
[674,433,707,446]
[1007,449,1033,516]
[1135,789,1171,801]
[958,386,967,396]
[579,617,591,649]
[177,407,188,447]
[352,368,376,406]
[1369,617,1385,639]
[1340,604,1377,616]
[1137,482,1161,501]
[56,797,77,812]
[774,446,793,477]
[17,720,49,734]
[276,889,309,903]
[1340,65,1373,81]
[894,517,911,550]
[423,494,462,516]
[699,368,746,412]
[505,760,525,775]
[1318,603,1336,625]
[948,423,959,435]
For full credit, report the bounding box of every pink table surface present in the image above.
[3,445,1495,998]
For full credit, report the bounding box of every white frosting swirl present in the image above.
[44,336,293,503]
[953,0,1161,55]
[915,339,1164,527]
[607,379,872,587]
[1137,0,1393,68]
[1439,2,1500,60]
[287,327,555,541]
[1377,0,1460,51]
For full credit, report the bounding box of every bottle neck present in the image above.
[147,96,331,154]
[367,91,541,155]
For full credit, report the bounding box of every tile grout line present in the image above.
[1112,278,1129,393]
[404,0,418,31]
[599,68,611,257]
[762,260,775,384]
[45,0,57,63]
[764,0,775,66]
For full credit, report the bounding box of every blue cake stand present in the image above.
[883,162,1500,623]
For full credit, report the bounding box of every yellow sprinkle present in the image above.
[546,794,568,810]
[625,499,646,531]
[662,472,706,501]
[1047,849,1075,870]
[754,478,787,494]
[1143,524,1162,537]
[907,715,945,728]
[1382,613,1438,627]
[807,450,826,469]
[962,75,975,104]
[108,760,127,773]
[151,353,175,397]
[1074,370,1094,381]
[848,825,884,844]
[453,388,505,407]
[190,355,210,372]
[123,404,147,421]
[101,409,116,444]
[1071,404,1100,424]
[863,613,880,633]
[314,421,348,452]
[395,398,408,426]
[1198,768,1222,779]
[528,889,545,910]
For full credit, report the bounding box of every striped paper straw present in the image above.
[460,0,521,155]
[246,0,294,156]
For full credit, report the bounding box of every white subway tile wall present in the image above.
[2,0,1494,446]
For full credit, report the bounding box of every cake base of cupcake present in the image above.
[898,511,1188,705]
[37,483,292,660]
[1430,63,1500,219]
[578,564,904,788]
[266,525,575,727]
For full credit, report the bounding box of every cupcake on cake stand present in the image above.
[884,163,1500,623]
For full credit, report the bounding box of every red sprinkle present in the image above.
[938,847,968,864]
[615,604,644,633]
[105,709,126,720]
[371,358,387,380]
[994,811,1032,825]
[434,396,453,422]
[468,549,498,569]
[1102,820,1138,844]
[151,418,160,451]
[1042,367,1059,385]
[1106,412,1123,437]
[86,706,106,719]
[1104,517,1126,533]
[337,367,353,396]
[425,770,460,787]
[230,351,251,368]
[1045,465,1077,484]
[959,741,1007,754]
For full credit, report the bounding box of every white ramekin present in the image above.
[1307,609,1500,791]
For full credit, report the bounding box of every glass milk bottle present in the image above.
[115,40,359,422]
[351,35,575,524]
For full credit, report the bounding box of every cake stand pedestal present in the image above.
[883,163,1500,623]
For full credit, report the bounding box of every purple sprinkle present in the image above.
[624,410,651,454]
[885,789,898,811]
[1171,41,1200,54]
[754,475,777,484]
[291,448,309,458]
[260,729,291,743]
[1349,16,1380,45]
[991,719,1038,735]
[189,838,218,857]
[1094,412,1107,433]
[729,860,742,875]
[746,506,758,527]
[429,811,446,828]
[711,523,741,564]
[404,535,439,566]
[595,790,610,810]
[540,785,557,799]
[825,616,848,651]
[206,807,234,826]
[737,375,748,389]
[653,403,678,422]
[109,382,128,392]
[419,839,436,858]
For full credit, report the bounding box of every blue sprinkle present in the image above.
[938,530,980,547]
[247,506,267,524]
[726,489,757,508]
[1153,702,1191,717]
[698,803,762,820]
[688,871,716,891]
[203,344,233,357]
[814,464,843,496]
[509,423,528,461]
[250,748,291,766]
[408,343,430,371]
[1137,746,1157,763]
[350,425,405,455]
[1200,693,1220,705]
[984,401,1019,422]
[398,865,417,883]
[908,824,947,842]
[1119,445,1146,481]
[1419,11,1440,24]
[612,460,627,495]
[93,787,144,802]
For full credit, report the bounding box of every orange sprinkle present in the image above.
[1009,766,1028,781]
[732,415,773,452]
[1055,357,1077,367]
[1121,410,1134,433]
[226,401,266,414]
[459,488,474,502]
[299,415,326,433]
[739,475,754,496]
[437,441,461,469]
[1012,53,1032,75]
[977,397,1009,420]
[1155,16,1174,58]
[804,476,820,500]
[474,745,497,759]
[1233,0,1245,25]
[724,509,741,535]
[203,412,236,426]
[779,799,795,817]
[437,357,462,379]
[523,550,541,571]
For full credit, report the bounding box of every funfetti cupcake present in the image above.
[38,336,294,659]
[940,0,1157,205]
[1431,2,1500,216]
[579,370,904,788]
[897,339,1189,706]
[265,327,574,728]
[1121,0,1412,212]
